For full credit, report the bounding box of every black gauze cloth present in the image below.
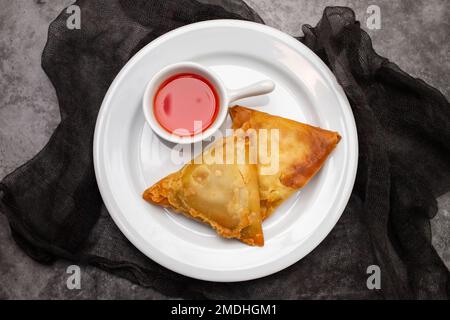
[1,0,449,299]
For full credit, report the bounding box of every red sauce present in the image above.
[153,73,219,136]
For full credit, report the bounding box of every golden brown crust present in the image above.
[143,136,264,246]
[143,106,340,246]
[279,126,341,189]
[230,106,341,218]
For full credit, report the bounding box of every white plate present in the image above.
[94,20,358,282]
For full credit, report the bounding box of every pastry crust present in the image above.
[143,135,264,246]
[230,106,341,219]
[143,106,340,246]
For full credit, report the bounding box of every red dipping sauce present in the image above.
[153,73,219,136]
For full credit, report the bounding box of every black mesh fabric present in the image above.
[0,0,449,299]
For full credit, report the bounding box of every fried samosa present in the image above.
[230,106,341,219]
[143,135,264,246]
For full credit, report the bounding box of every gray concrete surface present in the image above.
[0,0,449,299]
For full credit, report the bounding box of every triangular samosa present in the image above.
[143,135,264,246]
[230,106,341,219]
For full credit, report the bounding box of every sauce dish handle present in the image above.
[227,80,275,104]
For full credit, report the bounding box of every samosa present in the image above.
[230,106,341,219]
[143,135,264,246]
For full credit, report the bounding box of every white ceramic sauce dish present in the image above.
[142,61,275,144]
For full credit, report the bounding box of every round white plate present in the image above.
[94,20,358,282]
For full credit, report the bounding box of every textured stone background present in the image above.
[0,0,448,299]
